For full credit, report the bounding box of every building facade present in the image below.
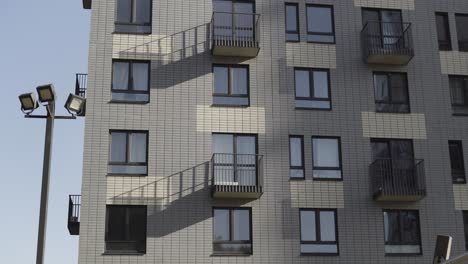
[69,0,468,263]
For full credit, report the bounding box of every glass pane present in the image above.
[213,243,252,254]
[233,209,250,241]
[214,66,229,94]
[362,9,379,26]
[307,34,335,43]
[234,3,254,39]
[213,1,233,38]
[110,132,127,162]
[301,244,338,254]
[106,207,127,241]
[128,207,147,241]
[391,140,413,160]
[212,134,234,154]
[313,169,341,179]
[307,6,333,33]
[290,169,304,178]
[390,74,408,103]
[213,96,249,106]
[132,63,149,91]
[134,0,151,24]
[116,0,132,23]
[401,211,420,244]
[295,99,330,109]
[290,137,303,167]
[313,138,340,167]
[436,14,450,43]
[300,210,316,241]
[320,211,336,242]
[450,76,467,105]
[286,5,298,31]
[295,70,310,98]
[456,15,468,50]
[108,165,147,175]
[111,92,149,102]
[113,62,129,91]
[236,136,256,155]
[384,211,401,243]
[374,74,389,101]
[129,133,147,163]
[232,67,248,95]
[371,141,390,160]
[313,71,329,98]
[381,11,402,45]
[213,209,230,241]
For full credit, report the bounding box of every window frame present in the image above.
[212,64,250,107]
[114,0,153,34]
[294,67,332,110]
[108,130,149,176]
[448,75,468,108]
[311,136,343,181]
[105,205,147,254]
[306,4,336,44]
[111,59,151,104]
[373,71,411,113]
[448,140,467,184]
[382,209,422,256]
[435,12,452,51]
[212,207,253,256]
[285,2,300,42]
[463,211,468,251]
[289,135,305,179]
[455,13,468,52]
[299,208,339,256]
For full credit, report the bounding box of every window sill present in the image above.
[452,113,468,117]
[102,251,145,256]
[107,173,148,177]
[286,40,301,43]
[312,177,343,182]
[384,253,422,257]
[375,110,411,114]
[108,100,149,105]
[306,41,336,45]
[301,253,339,256]
[289,178,306,181]
[295,107,332,111]
[211,253,252,257]
[211,104,250,108]
[112,31,152,35]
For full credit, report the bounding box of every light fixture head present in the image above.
[36,84,56,103]
[18,93,39,114]
[64,93,86,116]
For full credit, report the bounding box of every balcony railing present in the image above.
[211,153,263,199]
[211,12,260,57]
[361,21,414,65]
[75,73,87,98]
[67,195,81,235]
[370,159,426,202]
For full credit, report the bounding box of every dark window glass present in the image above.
[109,131,148,175]
[300,209,338,254]
[456,14,468,52]
[463,211,468,251]
[212,134,257,186]
[436,13,452,51]
[290,136,304,179]
[105,205,147,254]
[449,140,466,183]
[115,0,152,34]
[371,139,414,161]
[312,137,342,180]
[112,60,150,103]
[285,3,299,41]
[213,208,252,255]
[306,5,335,43]
[295,68,331,109]
[213,65,249,106]
[362,9,403,47]
[449,75,468,108]
[373,72,410,113]
[383,210,421,255]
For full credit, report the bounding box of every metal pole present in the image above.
[35,103,55,264]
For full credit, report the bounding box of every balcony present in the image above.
[75,73,87,98]
[82,0,91,9]
[211,153,263,199]
[67,195,81,235]
[370,159,426,202]
[211,12,260,57]
[361,21,414,65]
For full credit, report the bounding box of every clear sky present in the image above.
[0,1,89,263]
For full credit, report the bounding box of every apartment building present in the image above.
[67,0,468,263]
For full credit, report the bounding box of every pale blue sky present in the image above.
[0,1,89,263]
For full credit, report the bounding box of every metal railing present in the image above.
[211,153,263,194]
[361,21,414,61]
[67,195,81,235]
[75,73,88,98]
[211,12,260,48]
[370,159,426,199]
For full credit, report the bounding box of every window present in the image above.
[213,65,249,106]
[212,134,257,186]
[436,12,452,51]
[312,137,342,180]
[373,72,410,113]
[449,75,468,109]
[112,60,150,103]
[285,3,299,41]
[289,136,305,179]
[456,14,468,52]
[463,211,468,251]
[109,131,148,175]
[449,140,466,184]
[300,209,338,255]
[105,205,147,254]
[115,0,152,34]
[362,8,403,46]
[212,0,256,42]
[294,68,331,110]
[306,5,335,43]
[213,208,252,255]
[383,210,421,255]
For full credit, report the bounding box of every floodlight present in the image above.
[36,84,56,103]
[19,93,39,114]
[64,93,86,116]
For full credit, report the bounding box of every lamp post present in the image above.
[19,84,85,264]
